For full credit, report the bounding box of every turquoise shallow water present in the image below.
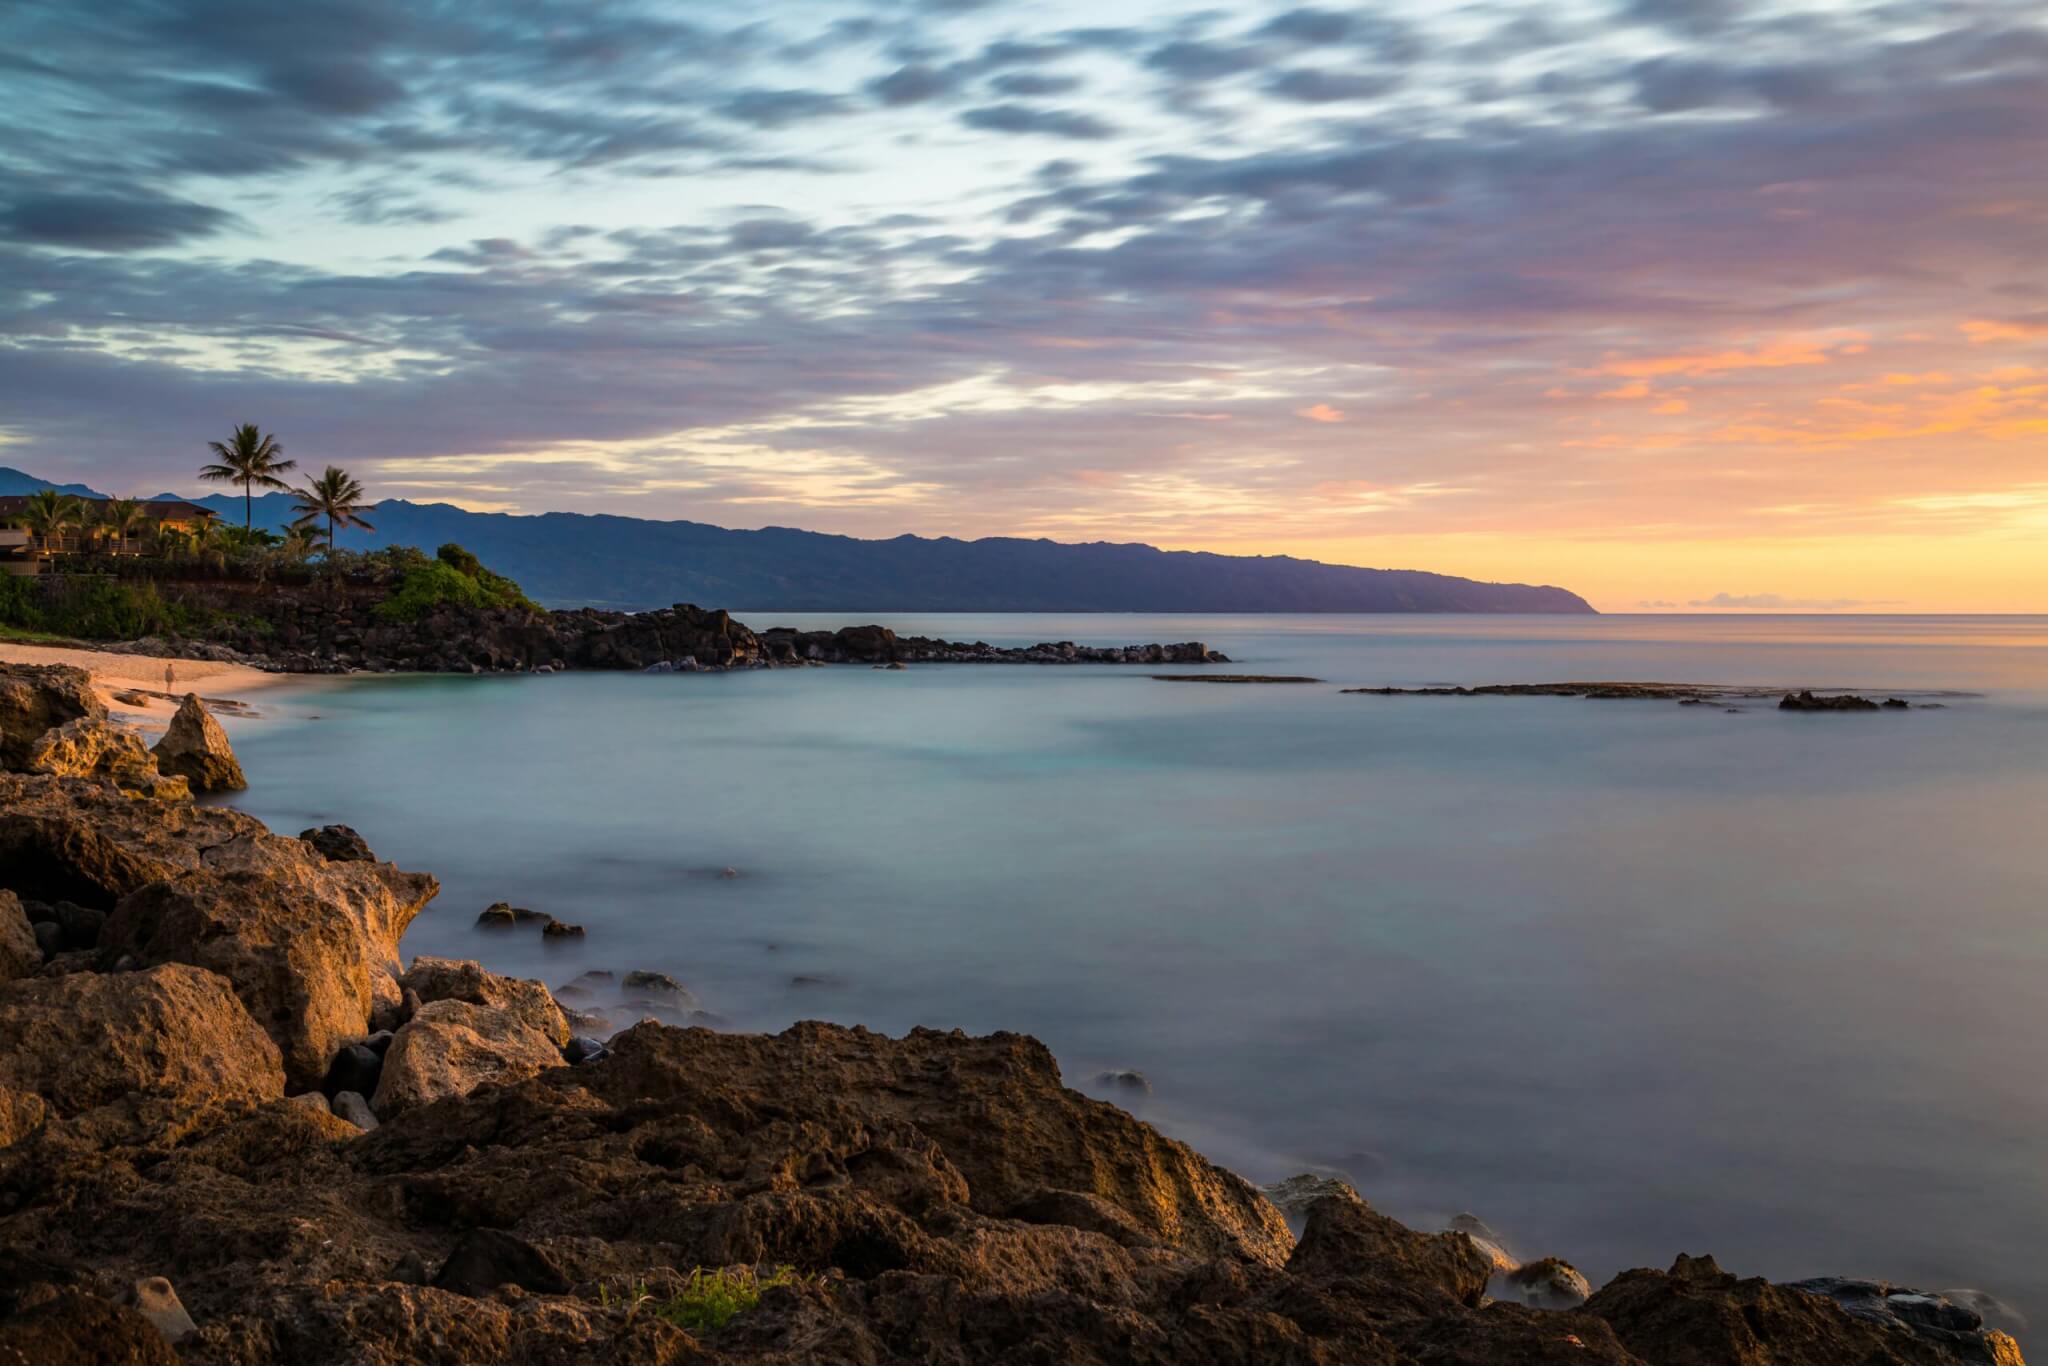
[222,614,2048,1321]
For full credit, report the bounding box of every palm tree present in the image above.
[183,517,229,573]
[291,466,376,554]
[96,498,149,555]
[17,489,82,559]
[200,423,296,530]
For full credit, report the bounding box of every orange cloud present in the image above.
[1297,403,1345,423]
[1596,336,1846,379]
[1962,319,2048,344]
[1598,380,1651,399]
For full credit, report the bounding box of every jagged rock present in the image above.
[98,819,437,1090]
[398,955,570,1046]
[563,1035,607,1065]
[299,824,375,862]
[431,1229,571,1297]
[1287,1192,1492,1306]
[24,715,188,797]
[1501,1256,1594,1310]
[1447,1212,1518,1273]
[123,1275,198,1345]
[1786,1277,2027,1364]
[1587,1254,2023,1365]
[540,917,585,938]
[1261,1173,1359,1229]
[0,891,37,981]
[150,694,247,792]
[288,1090,330,1116]
[0,1085,48,1148]
[0,1292,180,1365]
[331,1090,379,1132]
[0,663,103,770]
[0,963,284,1117]
[370,998,565,1116]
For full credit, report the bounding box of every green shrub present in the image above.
[373,543,535,623]
[0,573,44,631]
[30,576,189,640]
[651,1266,807,1334]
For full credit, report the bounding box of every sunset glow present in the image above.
[3,0,2045,610]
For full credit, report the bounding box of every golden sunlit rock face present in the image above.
[3,0,2044,610]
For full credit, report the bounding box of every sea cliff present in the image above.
[0,663,2024,1364]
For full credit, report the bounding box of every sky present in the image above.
[1,0,2044,612]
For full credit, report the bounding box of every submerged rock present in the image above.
[1780,689,1883,711]
[150,694,247,792]
[298,824,375,862]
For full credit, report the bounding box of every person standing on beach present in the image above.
[165,662,174,695]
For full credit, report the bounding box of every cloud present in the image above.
[0,190,235,250]
[1297,403,1345,423]
[870,64,961,106]
[959,104,1115,139]
[1686,593,1894,610]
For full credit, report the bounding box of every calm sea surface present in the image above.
[222,614,2048,1321]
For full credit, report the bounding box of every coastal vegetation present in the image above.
[375,543,538,623]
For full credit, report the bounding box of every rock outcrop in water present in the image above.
[0,662,2024,1364]
[148,694,247,792]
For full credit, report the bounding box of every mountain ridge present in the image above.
[0,468,1595,614]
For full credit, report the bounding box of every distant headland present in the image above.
[1,466,1594,615]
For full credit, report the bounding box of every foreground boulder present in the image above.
[369,997,565,1116]
[151,693,247,792]
[0,776,438,1089]
[103,833,439,1089]
[398,954,570,1045]
[0,963,284,1117]
[24,715,188,797]
[0,663,102,769]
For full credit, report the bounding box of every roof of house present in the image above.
[0,496,217,521]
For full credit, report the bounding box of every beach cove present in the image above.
[173,610,2048,1332]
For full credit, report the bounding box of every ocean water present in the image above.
[221,614,2048,1323]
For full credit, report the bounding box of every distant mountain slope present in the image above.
[0,468,1593,612]
[183,492,1592,613]
[0,466,107,499]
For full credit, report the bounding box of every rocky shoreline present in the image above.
[0,661,2027,1364]
[96,583,1227,675]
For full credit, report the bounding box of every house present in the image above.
[0,497,219,575]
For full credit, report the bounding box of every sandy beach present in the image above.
[0,640,296,734]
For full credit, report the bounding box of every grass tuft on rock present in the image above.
[650,1265,806,1333]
